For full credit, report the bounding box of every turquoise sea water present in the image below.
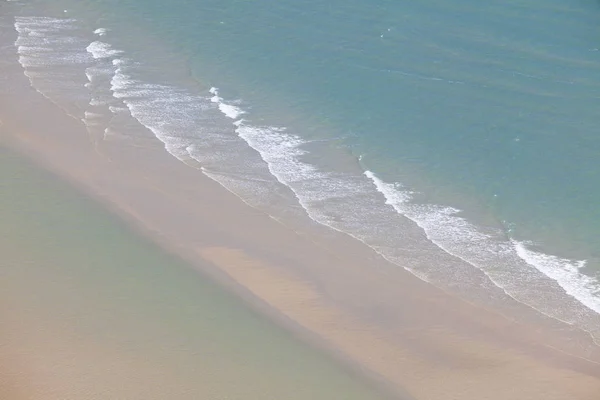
[2,0,600,340]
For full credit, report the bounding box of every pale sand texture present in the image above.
[200,246,600,400]
[2,91,600,400]
[0,141,388,400]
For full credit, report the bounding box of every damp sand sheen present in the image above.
[0,147,387,400]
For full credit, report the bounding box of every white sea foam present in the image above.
[93,28,108,36]
[108,104,128,114]
[111,60,211,159]
[13,16,139,141]
[86,41,122,59]
[108,69,298,216]
[364,170,600,329]
[84,40,123,122]
[14,16,93,119]
[231,121,460,286]
[513,241,600,313]
[89,97,104,106]
[209,87,245,119]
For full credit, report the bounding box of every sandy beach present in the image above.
[2,66,600,400]
[0,120,392,400]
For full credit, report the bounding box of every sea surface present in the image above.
[2,0,600,343]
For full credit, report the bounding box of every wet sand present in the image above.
[2,79,600,399]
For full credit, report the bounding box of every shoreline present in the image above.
[2,93,600,399]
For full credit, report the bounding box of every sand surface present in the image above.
[0,136,389,400]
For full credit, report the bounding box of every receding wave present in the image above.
[109,60,301,215]
[84,37,129,141]
[14,16,92,120]
[13,17,129,142]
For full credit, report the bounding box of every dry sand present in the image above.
[2,95,600,400]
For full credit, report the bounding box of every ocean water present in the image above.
[2,0,600,344]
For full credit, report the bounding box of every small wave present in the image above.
[209,87,245,119]
[93,28,108,36]
[365,170,600,331]
[13,16,142,142]
[111,60,213,159]
[109,63,299,215]
[86,41,122,59]
[14,16,93,119]
[514,240,600,313]
[83,53,124,138]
